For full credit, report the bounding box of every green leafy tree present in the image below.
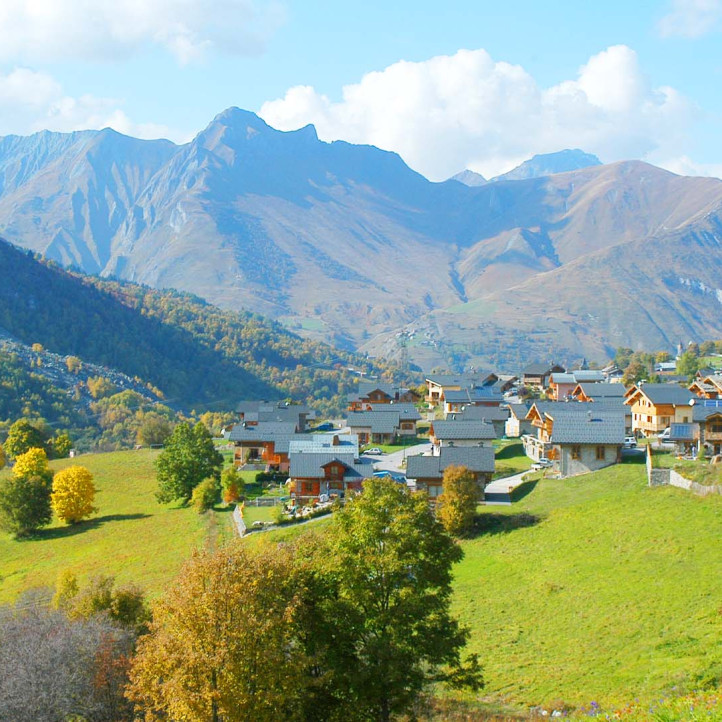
[51,432,73,458]
[4,419,47,459]
[156,422,223,504]
[677,350,702,380]
[137,412,173,447]
[0,448,53,537]
[437,465,480,537]
[320,477,483,721]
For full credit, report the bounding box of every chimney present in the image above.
[332,434,340,446]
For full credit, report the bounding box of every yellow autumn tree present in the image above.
[51,466,97,524]
[0,444,5,470]
[436,465,480,537]
[127,543,309,721]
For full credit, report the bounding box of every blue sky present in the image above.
[0,0,720,179]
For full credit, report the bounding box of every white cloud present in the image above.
[259,46,697,181]
[658,0,721,37]
[658,155,722,179]
[0,0,284,65]
[0,67,184,142]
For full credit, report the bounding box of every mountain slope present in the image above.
[1,111,722,368]
[0,239,407,412]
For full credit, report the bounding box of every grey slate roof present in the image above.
[576,382,626,398]
[347,411,400,434]
[368,403,421,421]
[449,405,510,422]
[406,446,495,480]
[507,403,532,420]
[358,381,395,397]
[228,422,298,441]
[549,412,625,445]
[444,387,504,404]
[289,453,374,480]
[628,384,695,406]
[288,434,359,455]
[426,372,496,388]
[523,363,564,376]
[431,420,497,440]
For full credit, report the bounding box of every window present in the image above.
[596,446,605,460]
[571,445,581,460]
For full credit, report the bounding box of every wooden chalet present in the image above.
[406,446,495,501]
[521,363,565,390]
[235,401,313,432]
[505,403,533,437]
[428,419,497,453]
[446,404,510,436]
[668,400,722,457]
[689,374,722,400]
[227,422,298,470]
[571,382,627,403]
[289,452,374,504]
[347,381,418,411]
[346,404,421,445]
[624,384,695,436]
[548,370,605,401]
[522,402,625,477]
[425,372,498,407]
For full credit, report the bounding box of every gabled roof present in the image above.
[574,382,626,399]
[549,411,625,445]
[449,405,510,422]
[347,411,400,434]
[507,403,532,420]
[228,422,298,441]
[624,383,695,407]
[288,434,359,455]
[358,381,395,397]
[368,403,421,421]
[523,363,565,376]
[289,452,374,480]
[425,372,497,388]
[430,420,497,440]
[406,446,495,480]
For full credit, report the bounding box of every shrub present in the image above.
[191,477,220,513]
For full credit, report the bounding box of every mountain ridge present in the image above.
[1,108,722,369]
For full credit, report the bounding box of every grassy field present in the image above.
[0,449,237,604]
[493,440,532,479]
[454,456,722,708]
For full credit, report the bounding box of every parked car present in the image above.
[363,447,383,455]
[658,428,671,441]
[624,436,637,448]
[531,458,553,471]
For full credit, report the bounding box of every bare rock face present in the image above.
[1,109,722,369]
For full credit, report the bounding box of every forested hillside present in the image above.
[0,240,410,415]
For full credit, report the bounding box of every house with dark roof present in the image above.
[234,401,314,432]
[406,446,495,501]
[346,404,421,445]
[523,402,625,476]
[689,374,722,400]
[347,381,418,411]
[521,363,565,390]
[669,400,722,456]
[442,386,504,415]
[624,384,695,437]
[429,419,497,453]
[227,422,299,470]
[447,404,510,436]
[289,451,374,504]
[425,372,498,406]
[548,370,605,401]
[571,382,627,402]
[505,403,533,437]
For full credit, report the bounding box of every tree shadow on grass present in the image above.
[495,442,525,460]
[468,511,542,538]
[34,513,152,541]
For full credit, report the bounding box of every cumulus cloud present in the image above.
[0,67,183,141]
[0,0,284,65]
[259,45,698,181]
[658,0,721,38]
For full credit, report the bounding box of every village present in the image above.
[224,357,722,526]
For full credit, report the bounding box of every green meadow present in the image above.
[4,449,722,714]
[0,449,236,604]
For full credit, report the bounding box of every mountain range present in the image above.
[1,108,722,371]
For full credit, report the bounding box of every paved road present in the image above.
[366,442,433,475]
[483,471,530,505]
